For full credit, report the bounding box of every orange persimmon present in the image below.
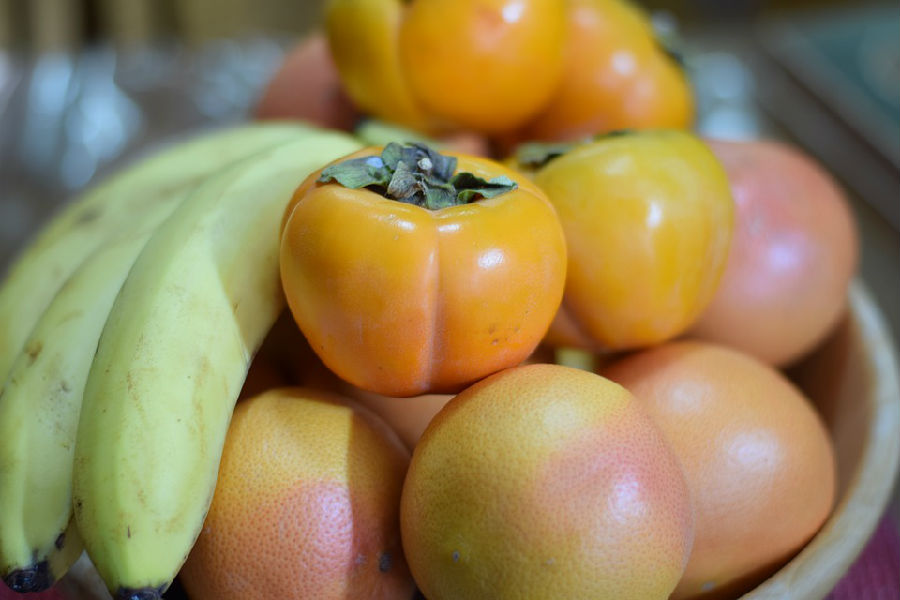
[526,130,733,351]
[280,143,567,397]
[515,0,694,143]
[324,0,566,134]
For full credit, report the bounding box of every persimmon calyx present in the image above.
[318,142,517,210]
[514,130,637,169]
[514,141,581,169]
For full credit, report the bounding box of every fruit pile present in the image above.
[0,1,860,599]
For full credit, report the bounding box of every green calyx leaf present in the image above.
[513,130,637,169]
[318,155,392,189]
[452,173,518,203]
[514,141,579,169]
[318,142,517,210]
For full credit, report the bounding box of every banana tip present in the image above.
[115,585,167,600]
[4,561,53,593]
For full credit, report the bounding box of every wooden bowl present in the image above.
[50,283,900,600]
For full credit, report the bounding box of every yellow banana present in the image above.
[72,130,361,599]
[0,124,312,386]
[0,238,141,592]
[0,124,320,593]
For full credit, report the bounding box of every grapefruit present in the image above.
[180,387,414,600]
[400,364,694,599]
[604,341,836,598]
[690,139,858,366]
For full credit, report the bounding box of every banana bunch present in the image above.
[0,123,362,598]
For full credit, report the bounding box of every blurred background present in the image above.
[0,0,898,538]
[1,0,897,330]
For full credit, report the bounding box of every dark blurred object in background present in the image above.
[0,0,322,50]
[0,0,890,50]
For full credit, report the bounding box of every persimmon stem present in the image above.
[318,142,517,210]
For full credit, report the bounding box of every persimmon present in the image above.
[280,143,567,397]
[518,0,694,142]
[325,0,566,134]
[398,0,566,133]
[527,130,733,351]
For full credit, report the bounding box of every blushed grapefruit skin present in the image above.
[604,341,837,599]
[255,33,359,130]
[400,364,694,600]
[690,139,858,367]
[180,387,414,600]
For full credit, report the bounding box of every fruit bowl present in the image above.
[47,281,900,600]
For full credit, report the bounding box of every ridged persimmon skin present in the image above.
[280,148,567,398]
[180,388,414,600]
[400,364,694,600]
[604,341,836,600]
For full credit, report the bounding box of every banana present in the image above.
[0,124,323,593]
[72,130,362,599]
[0,124,314,387]
[0,238,141,592]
